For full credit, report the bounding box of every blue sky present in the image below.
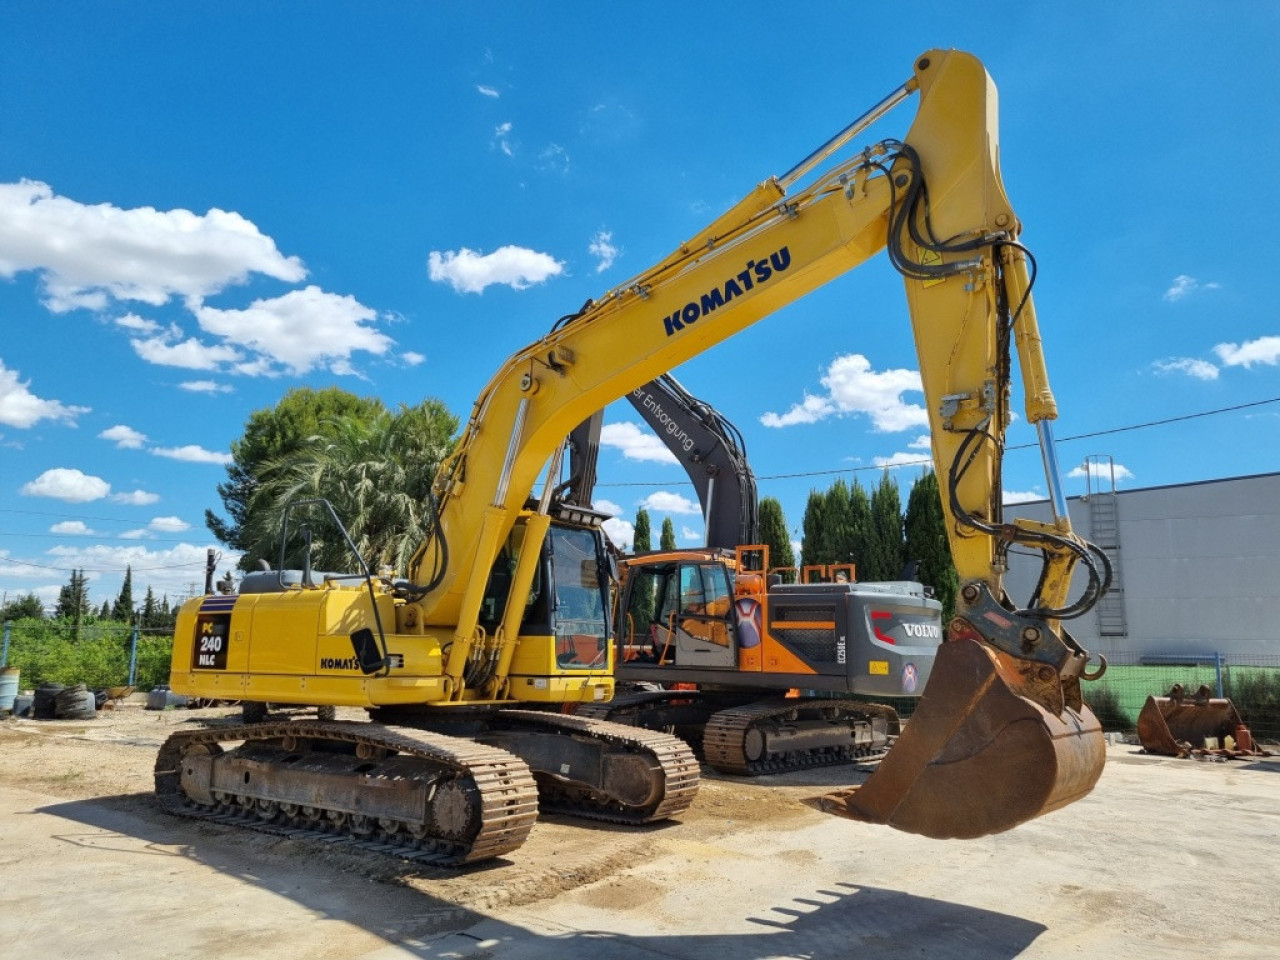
[2,4,1278,613]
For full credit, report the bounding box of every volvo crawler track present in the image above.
[154,720,540,865]
[701,699,899,775]
[581,691,899,776]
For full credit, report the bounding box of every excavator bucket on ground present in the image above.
[821,637,1105,839]
[1137,684,1255,757]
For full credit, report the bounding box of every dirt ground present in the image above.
[2,701,1279,960]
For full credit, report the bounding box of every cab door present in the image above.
[666,562,736,668]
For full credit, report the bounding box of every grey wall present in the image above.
[1001,472,1280,660]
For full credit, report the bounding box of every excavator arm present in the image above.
[407,49,1108,837]
[564,373,759,549]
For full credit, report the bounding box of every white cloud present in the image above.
[21,467,111,502]
[192,286,394,377]
[1214,336,1280,369]
[1068,461,1135,483]
[477,85,500,98]
[1003,489,1045,505]
[0,179,305,312]
[640,491,701,515]
[537,144,570,175]
[603,517,634,552]
[600,421,680,464]
[132,331,242,370]
[593,498,623,517]
[148,515,190,533]
[150,444,232,465]
[0,359,90,428]
[589,230,617,273]
[179,379,233,394]
[1153,357,1219,380]
[111,489,161,506]
[1163,275,1220,302]
[114,312,160,334]
[908,434,932,450]
[43,540,242,602]
[761,354,926,432]
[402,352,426,367]
[680,525,701,542]
[428,246,564,294]
[119,528,151,540]
[494,121,515,156]
[99,424,148,448]
[760,393,834,427]
[872,452,932,469]
[50,521,95,535]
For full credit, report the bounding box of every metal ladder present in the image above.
[1084,455,1126,637]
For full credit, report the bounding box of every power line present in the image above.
[597,395,1280,487]
[1,556,211,574]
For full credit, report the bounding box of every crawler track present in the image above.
[154,720,539,865]
[488,710,700,824]
[700,699,899,776]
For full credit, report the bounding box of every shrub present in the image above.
[1086,685,1131,733]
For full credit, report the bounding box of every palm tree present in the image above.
[249,401,458,575]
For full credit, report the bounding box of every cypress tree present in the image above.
[757,497,795,580]
[867,470,906,581]
[848,478,873,578]
[660,517,677,550]
[905,470,959,624]
[140,587,160,630]
[800,489,827,567]
[112,565,135,621]
[633,508,652,554]
[824,479,855,567]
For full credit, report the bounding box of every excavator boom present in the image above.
[400,49,1108,837]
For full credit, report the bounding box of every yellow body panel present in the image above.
[170,584,611,708]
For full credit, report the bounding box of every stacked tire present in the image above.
[55,683,96,720]
[33,683,65,720]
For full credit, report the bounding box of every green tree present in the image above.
[248,400,459,573]
[757,497,795,580]
[55,569,90,633]
[633,507,652,554]
[139,587,161,630]
[627,508,656,637]
[111,565,135,621]
[98,600,110,620]
[866,470,905,581]
[206,386,387,564]
[660,517,677,550]
[848,479,872,576]
[1,593,45,620]
[905,470,959,624]
[800,488,827,567]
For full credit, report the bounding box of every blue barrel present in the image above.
[0,668,18,713]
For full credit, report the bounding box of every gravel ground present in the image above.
[2,700,1278,960]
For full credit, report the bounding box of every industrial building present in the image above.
[1003,465,1280,662]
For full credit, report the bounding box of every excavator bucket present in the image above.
[1137,684,1246,757]
[821,637,1105,839]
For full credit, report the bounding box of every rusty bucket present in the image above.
[821,636,1105,839]
[1137,684,1245,756]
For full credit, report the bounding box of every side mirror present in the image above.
[349,628,388,675]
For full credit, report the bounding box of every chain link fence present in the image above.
[1084,651,1280,743]
[5,620,1279,744]
[1,619,174,692]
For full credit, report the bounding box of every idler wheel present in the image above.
[430,780,480,840]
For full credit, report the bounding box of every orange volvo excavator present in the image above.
[560,375,945,776]
[163,49,1109,859]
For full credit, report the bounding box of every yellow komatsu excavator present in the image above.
[159,49,1110,863]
